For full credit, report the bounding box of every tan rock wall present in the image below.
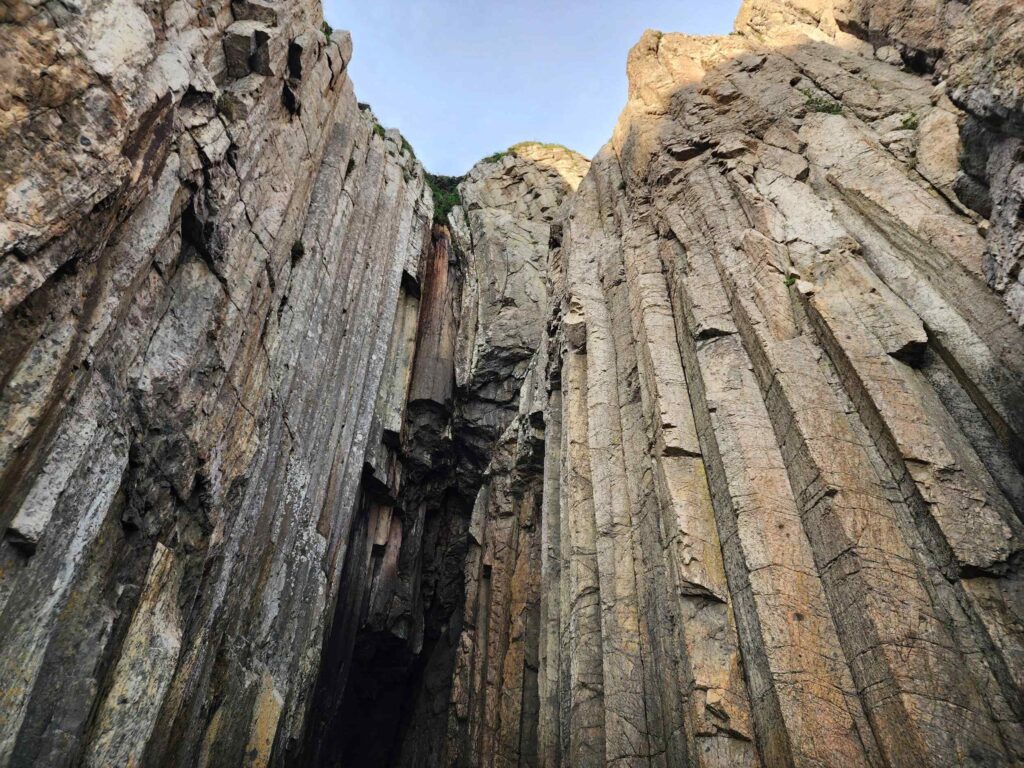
[2,0,1022,766]
[736,0,1024,326]
[436,3,1024,767]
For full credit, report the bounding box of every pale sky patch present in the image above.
[324,1,741,174]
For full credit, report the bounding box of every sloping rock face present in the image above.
[2,0,1024,767]
[450,145,590,488]
[0,1,434,765]
[433,4,1024,768]
[737,0,1024,330]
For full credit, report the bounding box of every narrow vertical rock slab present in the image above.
[84,544,184,768]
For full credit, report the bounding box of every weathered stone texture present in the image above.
[2,0,1024,767]
[432,2,1024,767]
[736,0,1024,325]
[296,144,587,767]
[0,1,432,765]
[451,145,590,468]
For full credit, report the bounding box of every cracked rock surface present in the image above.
[1,0,1024,767]
[435,4,1024,768]
[1,1,431,765]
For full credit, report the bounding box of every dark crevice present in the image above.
[282,82,300,116]
[298,224,525,767]
[288,41,304,80]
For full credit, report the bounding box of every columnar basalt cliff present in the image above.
[439,4,1024,764]
[299,145,587,767]
[2,0,1024,767]
[0,1,432,764]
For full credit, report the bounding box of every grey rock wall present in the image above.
[295,145,587,767]
[737,0,1024,330]
[2,0,1023,766]
[0,2,432,765]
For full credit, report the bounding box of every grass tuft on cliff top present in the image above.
[426,173,465,225]
[509,141,573,154]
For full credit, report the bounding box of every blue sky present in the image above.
[323,1,741,175]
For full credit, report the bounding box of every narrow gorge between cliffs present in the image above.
[2,1,1024,767]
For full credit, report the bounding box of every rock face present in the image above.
[297,145,586,768]
[2,0,1024,767]
[0,1,432,765]
[437,4,1024,767]
[736,0,1024,328]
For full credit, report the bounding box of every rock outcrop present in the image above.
[2,0,1024,767]
[433,4,1024,767]
[0,1,432,765]
[433,4,1024,765]
[736,0,1024,326]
